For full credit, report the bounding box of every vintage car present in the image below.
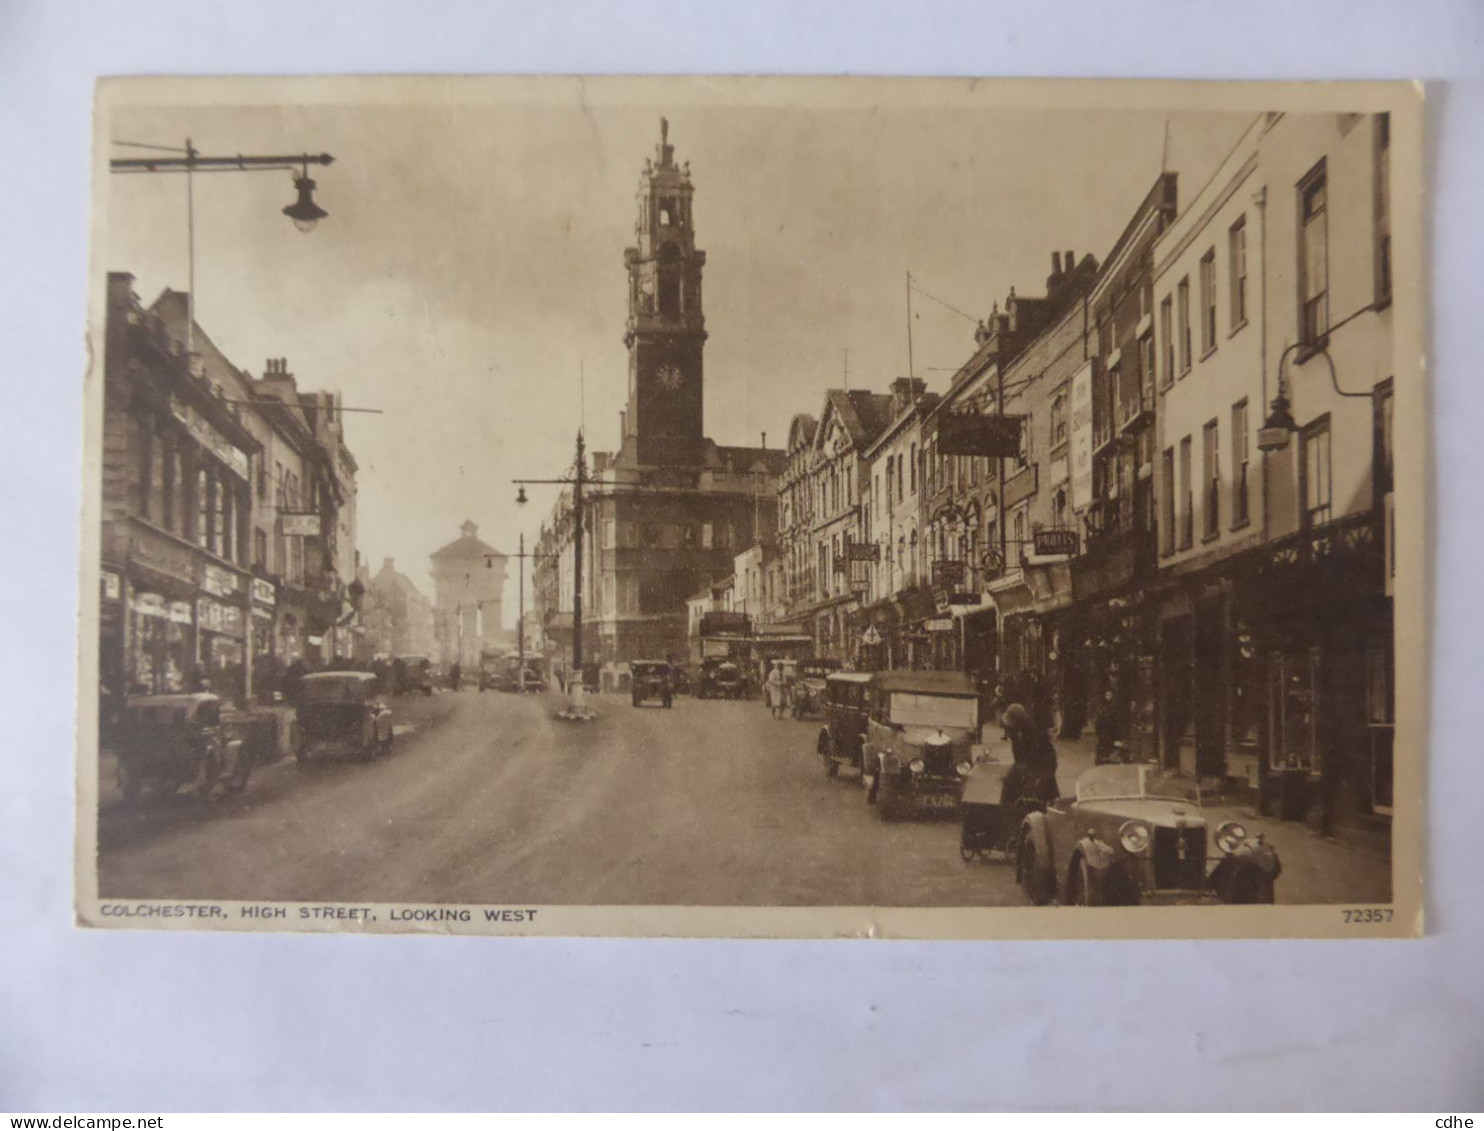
[630,660,674,708]
[477,651,508,692]
[1015,763,1283,906]
[697,659,744,700]
[393,654,434,696]
[817,671,873,777]
[115,692,246,802]
[863,671,981,820]
[790,657,841,719]
[295,672,394,763]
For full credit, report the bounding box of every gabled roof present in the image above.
[787,413,818,451]
[817,389,896,452]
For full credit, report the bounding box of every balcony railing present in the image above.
[1118,383,1156,433]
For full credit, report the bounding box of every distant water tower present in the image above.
[429,520,509,667]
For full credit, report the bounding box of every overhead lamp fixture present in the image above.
[1257,390,1298,452]
[283,163,328,233]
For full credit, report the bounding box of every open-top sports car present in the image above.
[1015,763,1282,906]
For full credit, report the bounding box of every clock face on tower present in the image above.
[657,364,685,393]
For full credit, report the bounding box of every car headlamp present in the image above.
[1215,821,1249,854]
[909,758,926,774]
[956,761,972,777]
[1118,820,1152,855]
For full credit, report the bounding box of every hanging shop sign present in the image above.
[846,541,881,563]
[936,411,1023,458]
[101,572,122,601]
[1033,529,1079,557]
[925,618,955,633]
[280,513,322,537]
[201,563,240,598]
[860,626,882,647]
[131,592,167,618]
[167,600,194,625]
[251,578,276,607]
[1070,360,1095,512]
[168,395,250,481]
[931,559,966,587]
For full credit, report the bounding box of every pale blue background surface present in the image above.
[2,0,1481,1112]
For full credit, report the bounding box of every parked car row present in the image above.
[112,672,402,805]
[809,667,1283,907]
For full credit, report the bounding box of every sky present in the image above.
[102,84,1254,623]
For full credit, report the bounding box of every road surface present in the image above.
[97,690,1025,907]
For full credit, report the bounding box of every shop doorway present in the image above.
[1193,598,1227,778]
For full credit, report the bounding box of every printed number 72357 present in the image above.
[1342,908,1394,923]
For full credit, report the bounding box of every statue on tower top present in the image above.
[657,115,674,168]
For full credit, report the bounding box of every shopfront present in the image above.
[1229,511,1391,831]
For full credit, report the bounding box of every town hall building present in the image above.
[540,119,783,667]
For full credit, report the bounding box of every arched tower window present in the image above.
[657,243,681,316]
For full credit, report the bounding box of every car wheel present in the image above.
[1016,836,1055,906]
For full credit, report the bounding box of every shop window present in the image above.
[1268,649,1320,772]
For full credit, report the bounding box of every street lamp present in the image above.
[110,138,335,353]
[514,430,591,719]
[283,160,329,233]
[1258,337,1372,453]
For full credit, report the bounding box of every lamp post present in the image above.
[110,139,335,355]
[515,430,591,717]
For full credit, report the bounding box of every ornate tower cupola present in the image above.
[622,116,707,467]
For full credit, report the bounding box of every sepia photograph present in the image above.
[76,76,1425,938]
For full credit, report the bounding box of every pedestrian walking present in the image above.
[765,662,788,718]
[1095,688,1130,764]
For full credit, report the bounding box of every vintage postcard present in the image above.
[76,76,1426,938]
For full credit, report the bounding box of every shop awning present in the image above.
[892,585,940,625]
[1025,560,1074,614]
[985,573,1034,617]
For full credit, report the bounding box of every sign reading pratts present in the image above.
[77,75,1424,940]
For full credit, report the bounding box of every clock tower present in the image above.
[622,117,706,467]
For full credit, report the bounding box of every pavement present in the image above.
[94,688,1391,907]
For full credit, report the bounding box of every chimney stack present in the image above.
[1051,251,1063,275]
[1065,249,1075,271]
[761,431,767,450]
